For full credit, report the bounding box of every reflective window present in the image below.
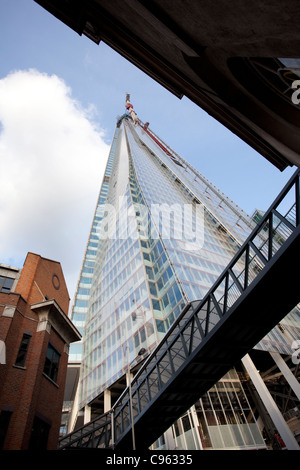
[15,333,31,367]
[44,343,60,383]
[0,276,14,293]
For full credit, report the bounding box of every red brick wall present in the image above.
[14,253,40,304]
[18,327,69,450]
[0,295,41,449]
[16,253,70,315]
[0,253,72,449]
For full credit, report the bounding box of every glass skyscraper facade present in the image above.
[67,101,300,450]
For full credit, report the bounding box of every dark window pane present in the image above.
[29,416,50,450]
[0,410,12,450]
[43,344,60,383]
[15,334,31,367]
[0,276,14,293]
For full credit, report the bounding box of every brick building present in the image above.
[0,253,81,450]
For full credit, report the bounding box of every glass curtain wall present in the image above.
[152,370,266,450]
[124,120,252,329]
[195,370,266,450]
[78,115,254,409]
[78,117,250,401]
[74,113,298,449]
[69,127,119,363]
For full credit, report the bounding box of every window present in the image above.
[75,299,89,308]
[43,344,60,383]
[0,276,14,293]
[15,333,31,367]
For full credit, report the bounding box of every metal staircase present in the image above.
[59,169,300,450]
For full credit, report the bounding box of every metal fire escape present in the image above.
[58,169,300,450]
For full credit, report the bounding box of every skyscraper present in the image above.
[66,97,300,450]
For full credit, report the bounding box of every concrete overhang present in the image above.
[31,299,82,345]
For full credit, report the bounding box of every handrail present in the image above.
[58,411,112,449]
[58,168,300,449]
[113,168,300,446]
[118,168,300,387]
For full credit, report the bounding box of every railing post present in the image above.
[268,212,273,260]
[244,245,250,289]
[128,368,136,450]
[111,410,115,448]
[223,272,229,315]
[205,297,211,336]
[296,173,300,227]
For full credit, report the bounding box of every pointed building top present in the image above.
[125,93,138,125]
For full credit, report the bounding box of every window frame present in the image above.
[0,276,14,293]
[43,343,61,384]
[14,333,32,368]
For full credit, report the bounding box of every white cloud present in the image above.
[0,69,110,303]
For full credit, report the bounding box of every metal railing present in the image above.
[58,169,300,449]
[59,411,112,449]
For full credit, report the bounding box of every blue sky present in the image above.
[0,0,296,303]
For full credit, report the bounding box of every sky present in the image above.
[0,0,296,306]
